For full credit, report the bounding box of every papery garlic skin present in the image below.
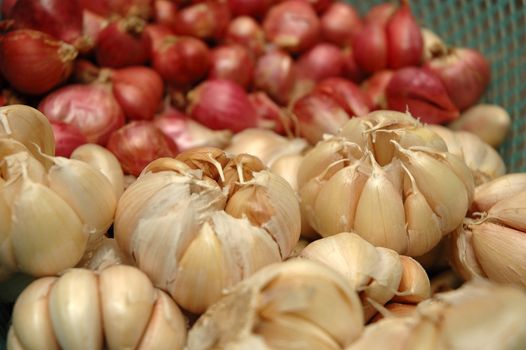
[114,148,301,313]
[7,265,187,350]
[298,111,473,256]
[300,232,430,321]
[428,125,505,185]
[187,259,364,350]
[346,280,526,350]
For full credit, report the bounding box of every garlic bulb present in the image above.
[114,147,301,313]
[0,105,55,169]
[298,111,474,256]
[187,259,364,350]
[428,125,505,185]
[448,104,511,148]
[71,144,125,200]
[7,265,187,350]
[300,232,430,320]
[346,279,526,350]
[0,140,117,280]
[76,236,130,272]
[449,174,526,288]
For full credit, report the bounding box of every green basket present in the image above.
[1,1,525,349]
[353,0,526,173]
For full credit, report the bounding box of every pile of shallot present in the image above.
[1,1,524,349]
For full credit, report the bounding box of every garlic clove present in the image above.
[70,143,125,200]
[0,142,48,185]
[99,265,157,350]
[137,290,187,350]
[346,316,413,350]
[0,187,16,280]
[471,222,526,287]
[47,157,117,239]
[270,153,304,191]
[370,303,417,322]
[77,236,129,272]
[171,221,230,314]
[487,190,526,231]
[403,170,443,257]
[392,256,430,304]
[255,314,340,350]
[398,147,468,233]
[10,175,87,276]
[313,163,368,236]
[448,225,485,281]
[0,105,55,168]
[11,277,59,350]
[362,247,403,320]
[48,269,103,350]
[7,327,25,350]
[473,173,526,212]
[354,161,408,253]
[339,117,372,150]
[442,152,475,204]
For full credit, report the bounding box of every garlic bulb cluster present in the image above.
[187,259,364,350]
[114,147,301,313]
[7,265,187,350]
[0,107,118,281]
[300,232,430,320]
[298,110,474,256]
[449,173,526,288]
[428,125,505,185]
[346,280,526,350]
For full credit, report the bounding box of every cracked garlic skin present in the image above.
[300,232,430,321]
[297,110,474,257]
[0,118,117,281]
[114,147,301,313]
[449,173,526,288]
[7,265,187,350]
[346,279,526,350]
[187,259,364,350]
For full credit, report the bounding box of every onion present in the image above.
[320,2,362,46]
[341,46,368,83]
[263,0,320,54]
[0,29,78,95]
[292,90,350,144]
[173,2,231,42]
[72,59,101,84]
[82,9,105,48]
[386,0,423,69]
[224,16,266,58]
[151,35,210,87]
[79,0,153,19]
[295,43,345,82]
[285,0,333,13]
[95,16,151,68]
[50,121,88,158]
[187,79,259,132]
[314,77,373,117]
[249,92,290,135]
[424,48,491,111]
[352,23,387,73]
[111,66,164,121]
[364,2,396,25]
[253,49,295,105]
[386,67,460,124]
[228,0,275,18]
[38,84,125,145]
[361,70,393,110]
[153,107,233,152]
[144,23,175,51]
[153,0,178,30]
[2,0,17,18]
[106,121,179,176]
[10,0,88,50]
[208,44,254,88]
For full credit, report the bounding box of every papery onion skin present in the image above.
[187,79,259,132]
[0,29,78,95]
[10,0,85,47]
[295,43,345,83]
[263,0,320,54]
[361,70,393,110]
[50,121,88,158]
[95,16,151,68]
[173,1,231,42]
[208,44,254,88]
[249,92,289,135]
[151,35,210,87]
[38,84,125,145]
[106,121,179,176]
[253,49,295,105]
[111,66,164,121]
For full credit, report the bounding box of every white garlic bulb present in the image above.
[114,147,301,313]
[298,111,474,256]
